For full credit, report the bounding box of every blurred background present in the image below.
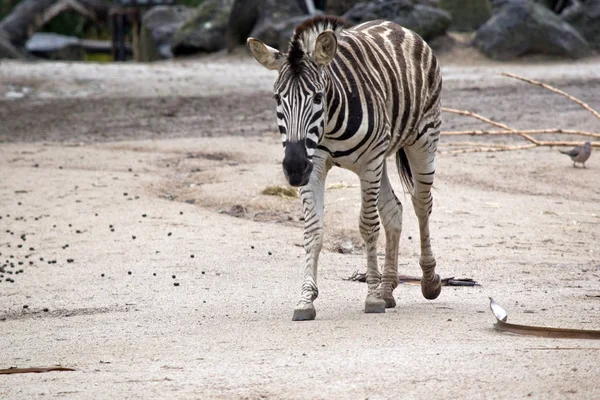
[0,0,598,63]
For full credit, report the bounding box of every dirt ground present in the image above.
[0,51,599,399]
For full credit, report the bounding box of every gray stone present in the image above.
[562,0,600,51]
[325,0,364,15]
[249,0,307,50]
[171,0,234,55]
[343,0,452,41]
[0,32,25,59]
[474,0,591,59]
[439,0,493,31]
[226,0,262,52]
[140,5,193,60]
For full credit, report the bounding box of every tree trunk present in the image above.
[0,0,108,58]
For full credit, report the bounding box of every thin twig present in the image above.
[441,107,541,145]
[442,144,538,155]
[501,72,600,122]
[441,129,600,139]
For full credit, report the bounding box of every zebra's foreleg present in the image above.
[405,121,442,300]
[359,158,387,313]
[292,155,330,321]
[377,161,403,308]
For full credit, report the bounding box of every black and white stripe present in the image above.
[247,15,443,320]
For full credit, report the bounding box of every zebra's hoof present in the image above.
[292,304,316,321]
[364,296,386,313]
[382,294,396,308]
[421,274,442,300]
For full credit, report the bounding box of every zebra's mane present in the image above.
[287,15,347,74]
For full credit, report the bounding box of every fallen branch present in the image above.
[0,366,76,375]
[489,298,600,340]
[442,144,537,155]
[344,271,480,287]
[501,72,600,122]
[442,107,541,145]
[441,128,600,139]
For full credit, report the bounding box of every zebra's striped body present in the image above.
[248,16,442,320]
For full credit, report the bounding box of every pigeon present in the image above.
[559,141,591,168]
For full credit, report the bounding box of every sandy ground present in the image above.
[0,52,599,399]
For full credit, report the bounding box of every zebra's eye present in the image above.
[273,94,281,104]
[313,93,323,104]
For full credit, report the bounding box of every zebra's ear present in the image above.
[247,38,283,71]
[314,30,337,67]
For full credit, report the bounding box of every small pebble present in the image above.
[268,251,272,256]
[190,254,195,258]
[101,273,105,277]
[67,259,74,263]
[43,308,49,312]
[23,305,29,309]
[142,214,147,218]
[174,282,180,287]
[251,245,254,249]
[123,192,128,196]
[153,273,156,276]
[179,212,183,215]
[167,232,172,236]
[172,275,176,279]
[132,235,136,240]
[128,271,132,275]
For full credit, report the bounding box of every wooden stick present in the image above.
[501,72,600,122]
[441,129,600,139]
[443,140,600,148]
[0,366,76,375]
[442,144,537,155]
[441,107,541,145]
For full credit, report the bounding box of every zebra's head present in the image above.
[247,25,339,187]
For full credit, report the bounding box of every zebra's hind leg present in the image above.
[292,154,331,321]
[377,162,403,308]
[359,158,387,313]
[405,119,442,300]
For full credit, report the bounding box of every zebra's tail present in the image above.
[396,148,414,193]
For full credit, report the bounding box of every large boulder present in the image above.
[562,0,600,51]
[343,0,452,41]
[325,0,364,15]
[439,0,493,31]
[171,0,234,55]
[140,5,193,60]
[249,0,307,50]
[0,32,24,59]
[226,0,262,52]
[474,0,591,59]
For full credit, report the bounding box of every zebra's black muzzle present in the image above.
[282,141,313,187]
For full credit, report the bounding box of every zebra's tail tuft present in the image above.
[396,148,414,193]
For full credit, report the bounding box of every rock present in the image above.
[171,0,234,55]
[226,0,262,52]
[343,0,452,41]
[439,0,493,31]
[140,5,193,60]
[25,33,85,60]
[474,0,591,59]
[0,32,25,59]
[562,0,600,51]
[325,0,363,15]
[249,0,307,50]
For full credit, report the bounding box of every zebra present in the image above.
[247,15,443,321]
